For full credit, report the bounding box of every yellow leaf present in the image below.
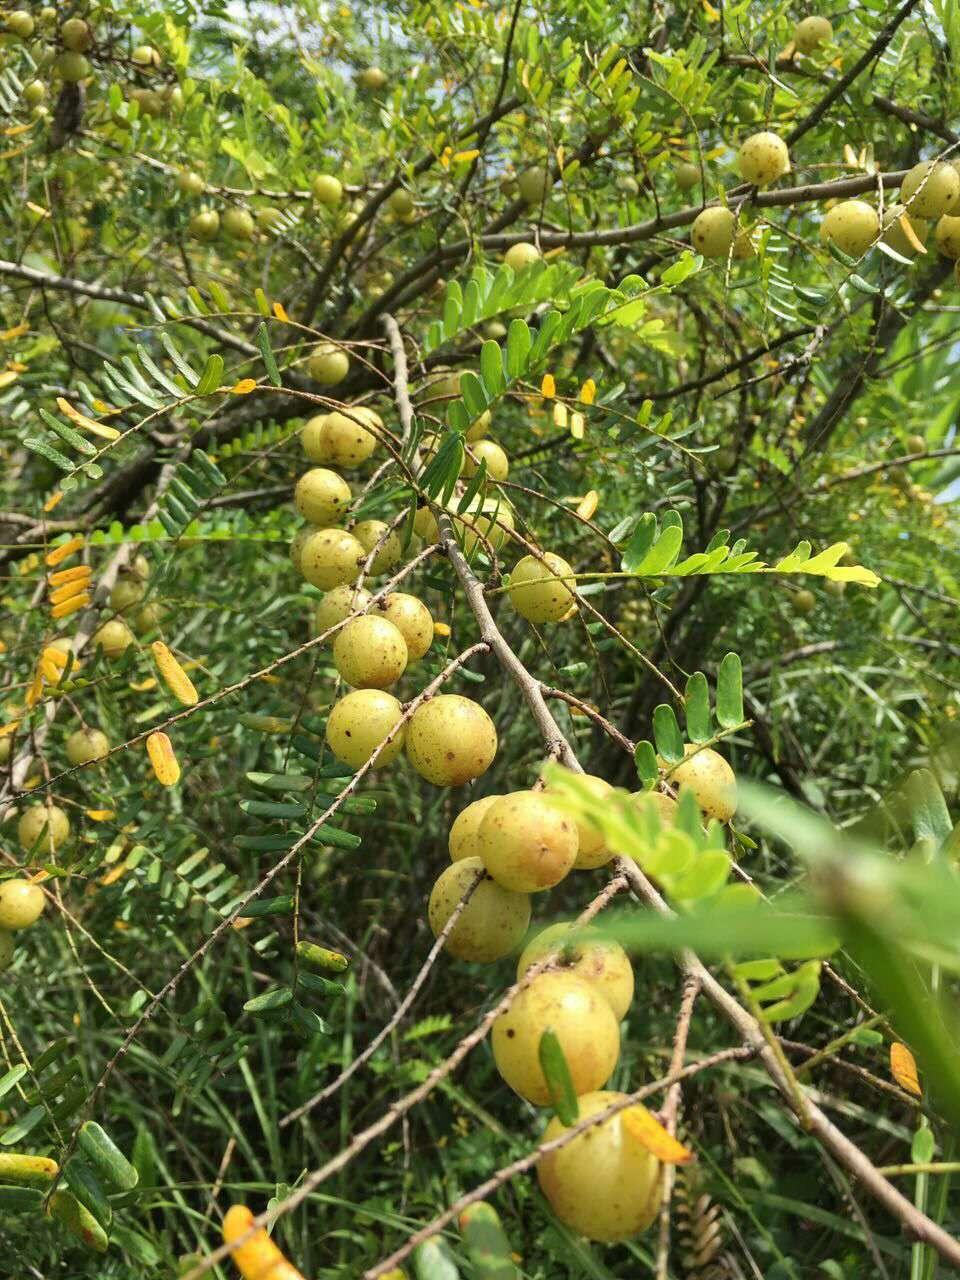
[86,809,116,822]
[701,0,720,21]
[41,645,68,669]
[622,1105,695,1163]
[541,373,556,398]
[579,378,596,406]
[56,397,121,441]
[46,536,84,567]
[439,146,453,169]
[0,371,19,390]
[231,378,258,395]
[890,1042,921,1097]
[843,144,858,168]
[897,213,927,255]
[49,579,89,606]
[553,402,568,429]
[91,399,122,416]
[0,322,29,341]
[147,731,181,786]
[25,671,44,709]
[433,621,451,637]
[128,677,158,692]
[576,490,599,520]
[151,640,199,706]
[48,564,91,587]
[51,593,89,619]
[26,202,49,219]
[272,301,290,323]
[99,863,127,886]
[0,720,20,738]
[570,411,585,440]
[43,490,65,512]
[452,149,480,163]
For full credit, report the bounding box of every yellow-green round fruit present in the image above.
[467,409,492,443]
[131,44,160,68]
[376,593,433,661]
[326,688,405,768]
[109,577,145,614]
[824,578,846,597]
[906,434,927,455]
[313,174,343,205]
[491,971,620,1105]
[359,66,388,90]
[257,206,285,232]
[308,344,350,386]
[6,11,34,38]
[691,206,736,257]
[55,52,91,82]
[315,584,371,634]
[136,602,166,632]
[900,161,960,219]
[538,1091,662,1241]
[413,505,439,542]
[94,619,134,658]
[332,615,407,689]
[881,204,929,257]
[312,408,378,467]
[464,439,509,481]
[429,370,462,401]
[934,214,960,259]
[189,209,220,241]
[738,131,790,186]
[0,880,45,931]
[130,87,164,117]
[631,790,679,829]
[428,857,530,963]
[508,553,576,623]
[820,200,878,257]
[387,188,415,218]
[223,207,255,240]
[301,414,331,462]
[793,588,816,615]
[0,931,12,971]
[177,170,205,197]
[478,790,579,891]
[546,772,614,869]
[22,80,45,106]
[675,161,700,191]
[61,17,92,51]
[517,923,634,1020]
[449,795,502,862]
[405,694,497,786]
[504,242,541,271]
[18,803,70,853]
[669,745,737,822]
[794,15,833,53]
[456,497,514,555]
[299,528,364,590]
[294,468,352,526]
[66,728,109,765]
[353,520,402,574]
[518,167,550,205]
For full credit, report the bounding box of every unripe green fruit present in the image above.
[66,728,109,765]
[478,790,578,891]
[675,161,700,191]
[315,408,380,465]
[353,519,402,574]
[669,745,737,822]
[376,593,433,661]
[545,771,614,869]
[935,213,960,259]
[299,528,364,590]
[6,11,34,38]
[294,468,352,526]
[55,52,91,82]
[326,688,405,768]
[61,18,93,52]
[0,931,13,971]
[359,66,388,90]
[491,971,620,1105]
[313,174,343,205]
[405,694,497,786]
[177,170,205,197]
[18,803,70,852]
[308,344,350,386]
[131,44,161,69]
[901,161,960,219]
[449,795,502,862]
[456,497,514,555]
[94,619,134,658]
[881,204,929,257]
[906,434,927,454]
[428,857,531,963]
[508,552,576,623]
[691,207,752,258]
[504,242,541,271]
[257,206,285,231]
[738,131,790,186]
[333,615,407,689]
[0,880,45,931]
[517,167,550,205]
[189,210,220,241]
[315,584,371,635]
[387,188,415,218]
[22,80,45,106]
[40,5,56,18]
[538,1091,662,1241]
[793,588,816,615]
[223,207,255,240]
[463,438,508,481]
[109,577,146,613]
[794,15,832,53]
[130,87,163,116]
[820,200,878,257]
[131,553,150,581]
[517,922,634,1020]
[824,578,846,597]
[135,601,166,632]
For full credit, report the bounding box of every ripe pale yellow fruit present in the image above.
[0,931,12,971]
[428,857,531,963]
[109,577,145,613]
[518,167,550,205]
[353,520,402,574]
[333,615,407,689]
[61,17,93,51]
[517,923,634,1020]
[308,344,350,386]
[429,369,462,401]
[131,44,161,68]
[464,439,509,481]
[631,790,679,828]
[189,210,220,241]
[299,528,364,589]
[449,795,502,861]
[691,207,742,257]
[669,745,737,822]
[675,161,700,192]
[376,593,433,660]
[326,689,405,768]
[901,161,960,219]
[881,204,929,257]
[294,468,352,525]
[491,971,620,1104]
[456,497,514,555]
[66,728,109,765]
[23,80,45,106]
[177,170,205,197]
[257,206,285,232]
[794,15,833,53]
[738,132,790,186]
[6,11,35,38]
[508,553,576,623]
[405,694,497,786]
[18,803,70,852]
[359,66,388,90]
[315,584,371,634]
[935,214,960,259]
[820,200,878,257]
[546,772,614,869]
[94,619,135,658]
[313,174,343,205]
[223,207,255,240]
[504,242,541,271]
[478,790,579,891]
[0,881,45,931]
[538,1091,662,1241]
[301,414,331,462]
[314,409,378,465]
[55,52,91,82]
[467,409,492,443]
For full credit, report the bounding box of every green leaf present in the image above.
[672,849,732,900]
[716,653,743,727]
[538,1029,579,1125]
[78,1122,138,1193]
[413,1239,460,1280]
[0,1067,27,1102]
[905,769,952,848]
[459,1202,518,1280]
[63,1158,112,1230]
[479,339,505,397]
[238,895,295,918]
[633,524,684,576]
[621,513,657,573]
[195,354,224,396]
[653,705,684,763]
[257,323,282,387]
[243,987,293,1015]
[634,740,658,786]
[505,318,531,378]
[684,672,710,742]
